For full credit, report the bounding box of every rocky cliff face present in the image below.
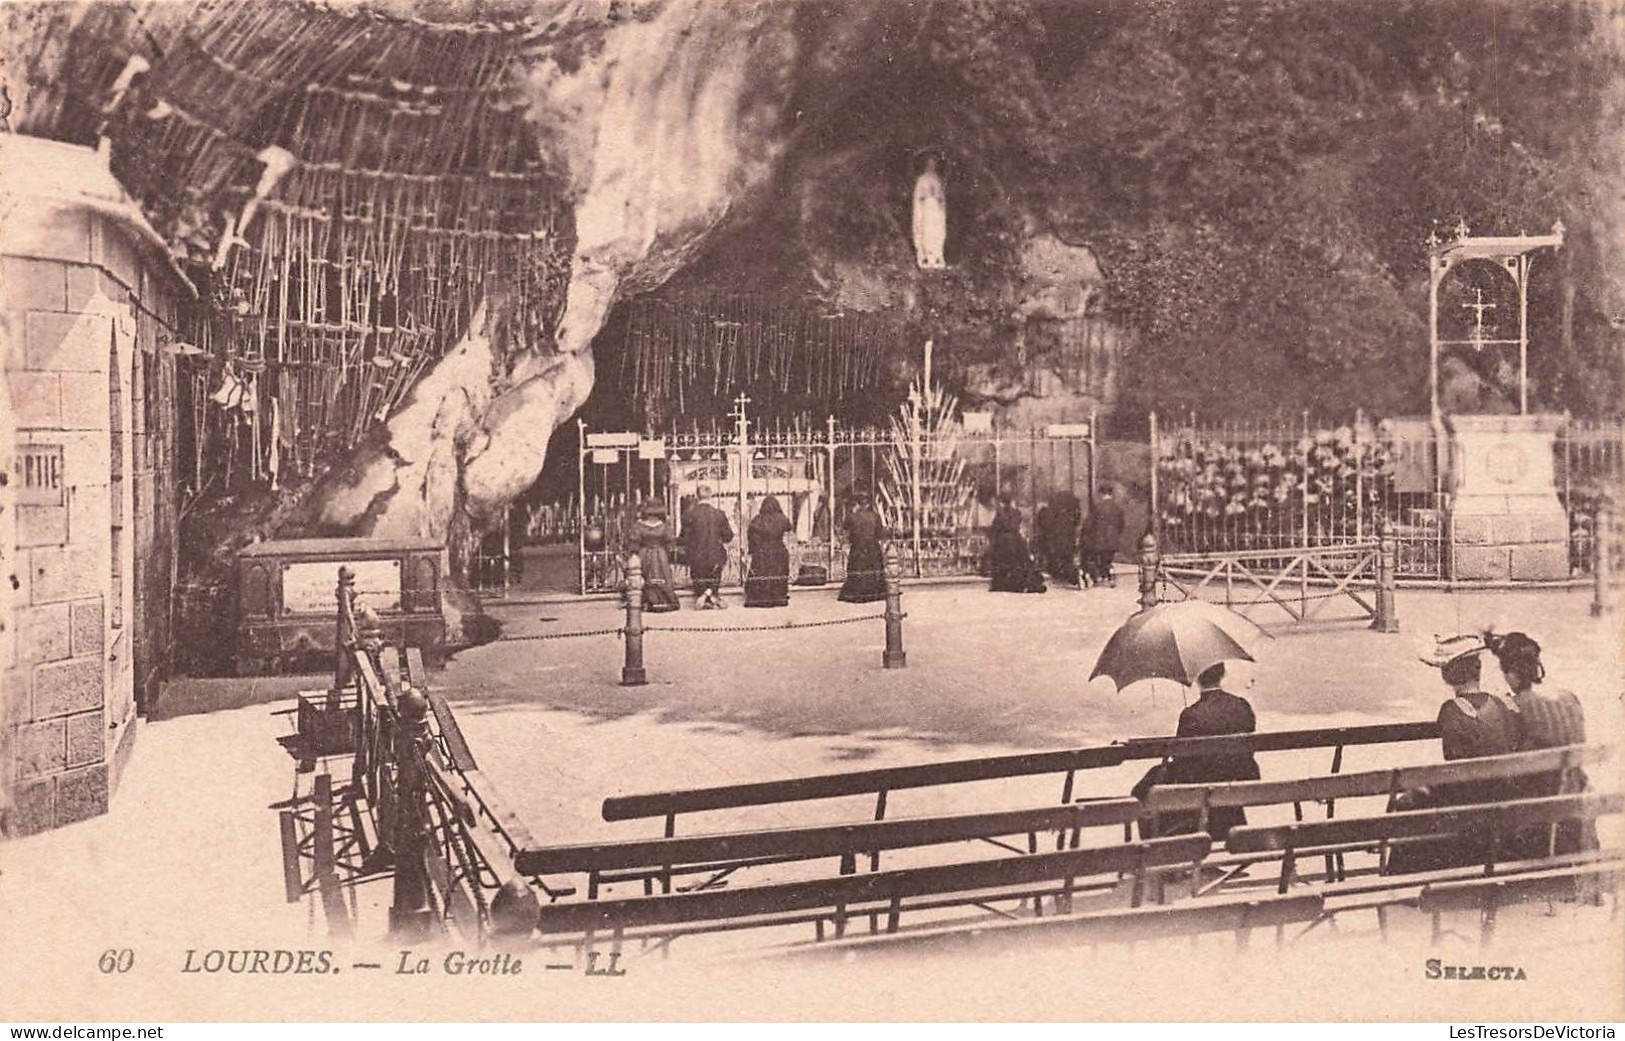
[1,0,822,550]
[315,0,804,538]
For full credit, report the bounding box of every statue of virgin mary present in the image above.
[912,154,947,269]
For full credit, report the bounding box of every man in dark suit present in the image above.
[1144,662,1261,841]
[682,485,734,609]
[1081,485,1125,587]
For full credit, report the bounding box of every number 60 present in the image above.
[98,949,134,974]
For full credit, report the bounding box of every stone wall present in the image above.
[1,136,187,837]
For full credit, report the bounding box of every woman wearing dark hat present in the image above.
[1388,634,1520,874]
[988,494,1046,594]
[743,496,792,609]
[630,499,681,613]
[838,491,888,604]
[1487,631,1598,859]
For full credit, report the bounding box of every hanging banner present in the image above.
[1044,422,1092,440]
[961,412,994,434]
[637,439,667,460]
[591,448,620,465]
[586,431,639,448]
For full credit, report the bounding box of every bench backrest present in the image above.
[1147,744,1613,815]
[1119,720,1438,760]
[780,890,1326,959]
[1226,791,1624,855]
[518,798,1143,876]
[600,720,1440,825]
[1417,859,1624,914]
[535,834,1211,935]
[600,745,1129,823]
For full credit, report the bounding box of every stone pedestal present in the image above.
[1446,414,1569,580]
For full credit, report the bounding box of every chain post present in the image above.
[883,544,907,669]
[1372,522,1400,633]
[1137,532,1160,612]
[388,683,437,940]
[622,553,648,685]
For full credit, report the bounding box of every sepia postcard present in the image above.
[1,0,1622,1024]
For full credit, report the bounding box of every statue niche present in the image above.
[912,153,947,270]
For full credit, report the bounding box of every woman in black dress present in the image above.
[838,492,888,603]
[630,500,681,613]
[744,496,792,608]
[988,495,1046,593]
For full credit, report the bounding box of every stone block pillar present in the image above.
[1446,414,1570,581]
[2,135,188,836]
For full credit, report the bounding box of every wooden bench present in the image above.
[1417,859,1623,947]
[534,834,1212,951]
[1145,743,1614,886]
[599,721,1441,836]
[1146,744,1612,821]
[777,889,1328,961]
[518,799,1145,897]
[1226,791,1624,893]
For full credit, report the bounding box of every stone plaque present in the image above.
[281,558,401,614]
[18,445,65,505]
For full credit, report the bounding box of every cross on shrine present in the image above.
[730,392,751,450]
[1462,287,1496,349]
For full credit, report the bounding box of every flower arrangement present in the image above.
[1156,424,1394,551]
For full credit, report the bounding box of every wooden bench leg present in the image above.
[1278,848,1297,895]
[279,811,303,903]
[886,896,902,934]
[1481,891,1500,949]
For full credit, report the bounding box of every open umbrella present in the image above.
[1090,600,1272,691]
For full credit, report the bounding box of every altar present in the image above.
[1447,414,1569,580]
[670,446,826,543]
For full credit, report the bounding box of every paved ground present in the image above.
[1,577,1620,1020]
[448,577,1624,838]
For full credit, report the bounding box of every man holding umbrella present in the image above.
[1092,600,1269,841]
[1157,661,1261,840]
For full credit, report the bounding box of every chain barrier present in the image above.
[497,626,625,643]
[644,613,894,635]
[495,614,905,642]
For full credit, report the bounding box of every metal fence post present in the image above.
[1147,411,1161,547]
[1372,524,1400,633]
[389,684,437,940]
[883,545,908,669]
[621,554,648,685]
[1138,532,1160,612]
[1593,505,1614,618]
